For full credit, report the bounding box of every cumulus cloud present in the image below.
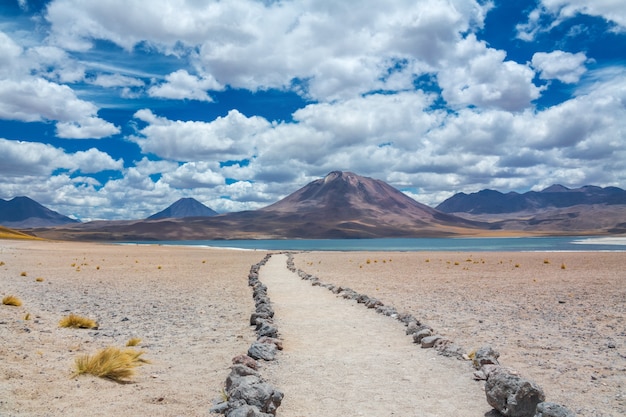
[531,51,588,83]
[148,69,222,101]
[0,77,119,138]
[131,108,270,161]
[44,0,507,107]
[438,35,541,111]
[0,138,123,177]
[517,0,626,40]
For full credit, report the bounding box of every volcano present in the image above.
[25,171,490,240]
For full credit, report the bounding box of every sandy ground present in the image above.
[261,254,491,416]
[1,241,624,417]
[0,240,264,417]
[293,251,626,417]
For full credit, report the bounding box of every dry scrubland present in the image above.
[1,239,624,417]
[293,251,626,417]
[0,240,264,416]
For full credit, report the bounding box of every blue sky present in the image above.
[1,0,625,221]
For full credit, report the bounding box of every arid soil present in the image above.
[1,240,624,417]
[293,251,626,417]
[0,240,263,417]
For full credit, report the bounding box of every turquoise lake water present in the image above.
[122,236,626,252]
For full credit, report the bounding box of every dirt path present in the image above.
[259,254,491,416]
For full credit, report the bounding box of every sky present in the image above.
[0,0,625,221]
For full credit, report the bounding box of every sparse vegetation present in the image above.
[2,295,22,306]
[24,313,31,320]
[59,314,98,329]
[543,259,550,264]
[35,277,44,282]
[0,261,5,266]
[561,263,566,270]
[20,271,27,277]
[126,338,142,347]
[73,347,149,383]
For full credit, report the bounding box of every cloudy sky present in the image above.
[1,0,625,221]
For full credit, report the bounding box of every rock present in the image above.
[365,298,383,308]
[257,336,283,350]
[534,402,575,417]
[256,321,279,338]
[250,312,272,326]
[232,354,258,370]
[485,369,545,417]
[228,379,283,415]
[413,328,432,343]
[248,342,277,361]
[473,345,501,369]
[226,404,274,417]
[210,400,229,414]
[420,335,442,348]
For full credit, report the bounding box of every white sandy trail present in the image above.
[260,254,490,417]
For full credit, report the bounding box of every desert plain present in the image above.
[0,239,624,417]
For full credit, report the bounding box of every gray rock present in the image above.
[210,400,229,414]
[256,321,279,338]
[248,342,277,361]
[485,369,545,417]
[534,402,576,417]
[228,379,283,415]
[413,328,432,343]
[226,404,273,417]
[420,335,442,348]
[474,345,501,369]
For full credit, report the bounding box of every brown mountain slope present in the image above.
[27,171,489,241]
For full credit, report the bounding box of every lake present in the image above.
[121,236,626,252]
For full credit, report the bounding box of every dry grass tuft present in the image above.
[126,337,142,347]
[35,277,44,282]
[73,347,149,383]
[20,271,27,277]
[2,295,22,306]
[59,314,98,329]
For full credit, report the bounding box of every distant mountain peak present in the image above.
[541,184,570,193]
[147,197,218,220]
[0,196,79,228]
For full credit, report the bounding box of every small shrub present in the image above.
[35,277,44,282]
[24,313,31,320]
[0,261,5,266]
[73,347,149,383]
[126,338,142,347]
[2,295,22,306]
[561,263,566,270]
[543,259,550,264]
[20,271,27,277]
[515,264,520,268]
[59,314,98,329]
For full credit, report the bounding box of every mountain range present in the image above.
[2,171,625,240]
[436,185,626,214]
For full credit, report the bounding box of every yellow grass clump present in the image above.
[2,295,22,306]
[73,347,150,383]
[59,314,98,329]
[126,338,142,347]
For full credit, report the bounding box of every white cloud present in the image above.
[131,108,270,161]
[44,0,501,105]
[0,77,119,138]
[148,69,222,101]
[438,35,541,111]
[517,0,626,40]
[162,162,224,189]
[0,138,123,177]
[531,51,588,83]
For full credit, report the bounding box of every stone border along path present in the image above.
[211,252,575,417]
[211,253,285,417]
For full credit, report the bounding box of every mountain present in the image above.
[147,198,218,219]
[26,171,488,241]
[0,196,79,228]
[436,185,626,214]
